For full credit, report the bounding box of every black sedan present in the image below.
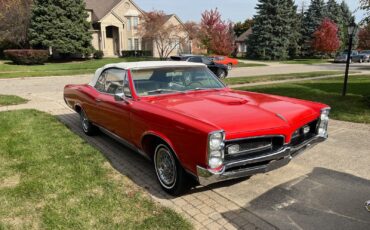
[169,55,228,78]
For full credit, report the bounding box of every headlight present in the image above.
[208,131,225,169]
[318,108,330,137]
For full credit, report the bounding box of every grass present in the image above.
[280,59,332,65]
[224,71,345,85]
[0,95,28,106]
[0,57,157,79]
[236,75,370,124]
[0,110,192,229]
[235,62,267,68]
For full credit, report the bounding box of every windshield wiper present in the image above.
[187,87,215,92]
[146,89,184,95]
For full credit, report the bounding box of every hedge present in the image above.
[121,50,152,57]
[4,49,49,65]
[93,50,104,59]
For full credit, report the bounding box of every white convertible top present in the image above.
[88,61,205,86]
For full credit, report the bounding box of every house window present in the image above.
[128,38,132,50]
[134,38,139,50]
[133,17,139,30]
[127,17,131,31]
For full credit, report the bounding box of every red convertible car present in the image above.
[64,61,330,195]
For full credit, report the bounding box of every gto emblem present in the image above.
[365,200,370,212]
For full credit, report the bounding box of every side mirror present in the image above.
[114,92,125,102]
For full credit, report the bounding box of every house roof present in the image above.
[236,28,253,42]
[85,0,122,21]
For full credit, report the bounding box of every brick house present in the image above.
[85,0,191,57]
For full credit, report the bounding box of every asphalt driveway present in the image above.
[1,75,369,229]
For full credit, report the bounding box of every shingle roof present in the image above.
[84,0,121,21]
[236,28,253,42]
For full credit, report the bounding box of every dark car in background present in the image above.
[334,50,359,63]
[352,54,370,63]
[169,55,229,78]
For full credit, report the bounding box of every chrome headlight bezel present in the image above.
[207,131,225,169]
[318,107,331,138]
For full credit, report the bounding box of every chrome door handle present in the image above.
[95,98,102,102]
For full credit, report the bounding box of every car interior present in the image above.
[132,67,223,96]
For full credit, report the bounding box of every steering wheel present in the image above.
[186,81,204,87]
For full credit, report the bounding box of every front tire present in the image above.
[79,108,98,136]
[227,63,233,70]
[154,144,188,196]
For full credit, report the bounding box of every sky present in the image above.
[134,0,365,23]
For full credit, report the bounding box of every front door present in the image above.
[105,26,119,56]
[93,68,132,141]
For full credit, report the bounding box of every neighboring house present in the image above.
[85,0,190,57]
[235,28,252,57]
[191,38,207,55]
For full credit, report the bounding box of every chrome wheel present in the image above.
[154,145,177,189]
[80,110,89,133]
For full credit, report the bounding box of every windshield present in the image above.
[131,66,225,96]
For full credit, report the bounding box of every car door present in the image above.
[94,68,132,141]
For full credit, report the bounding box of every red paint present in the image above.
[210,55,239,66]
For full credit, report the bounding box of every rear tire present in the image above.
[154,144,189,196]
[217,69,227,79]
[79,108,98,136]
[227,63,232,70]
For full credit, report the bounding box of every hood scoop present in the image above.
[204,94,248,105]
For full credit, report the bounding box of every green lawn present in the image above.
[0,110,192,229]
[237,75,370,124]
[281,59,332,65]
[235,62,268,68]
[0,95,28,106]
[224,71,345,85]
[0,57,157,79]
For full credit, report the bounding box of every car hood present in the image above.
[144,90,320,137]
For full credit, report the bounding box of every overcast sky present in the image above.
[134,0,365,23]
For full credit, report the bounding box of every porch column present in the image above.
[101,24,106,52]
[118,25,124,53]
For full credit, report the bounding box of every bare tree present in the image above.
[138,11,189,60]
[0,0,32,47]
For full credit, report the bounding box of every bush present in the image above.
[363,96,370,108]
[93,50,104,59]
[4,49,49,65]
[121,50,152,57]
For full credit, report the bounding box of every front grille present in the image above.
[290,119,319,146]
[224,136,285,162]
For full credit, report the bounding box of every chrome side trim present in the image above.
[96,125,151,161]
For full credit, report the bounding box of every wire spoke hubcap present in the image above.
[80,111,89,131]
[156,147,176,187]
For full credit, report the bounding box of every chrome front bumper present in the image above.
[197,135,327,186]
